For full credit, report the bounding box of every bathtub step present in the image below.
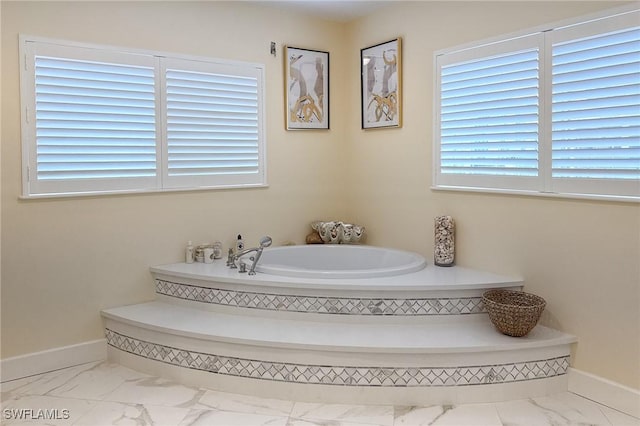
[103,301,574,354]
[102,301,576,404]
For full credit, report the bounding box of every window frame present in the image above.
[433,5,639,202]
[19,35,267,199]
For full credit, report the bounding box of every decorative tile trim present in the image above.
[106,329,570,387]
[156,279,485,316]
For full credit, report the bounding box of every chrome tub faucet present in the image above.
[227,236,272,275]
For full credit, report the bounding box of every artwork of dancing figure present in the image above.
[361,38,401,129]
[366,50,397,123]
[289,53,324,124]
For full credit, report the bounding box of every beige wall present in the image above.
[1,1,638,391]
[345,2,639,389]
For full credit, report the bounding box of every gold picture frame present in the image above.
[284,46,330,130]
[361,38,402,129]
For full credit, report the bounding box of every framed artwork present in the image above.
[284,46,329,130]
[361,38,402,129]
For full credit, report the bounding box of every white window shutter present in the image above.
[24,42,159,196]
[435,34,543,191]
[440,49,540,175]
[162,58,265,189]
[434,8,639,200]
[551,15,640,197]
[21,38,266,197]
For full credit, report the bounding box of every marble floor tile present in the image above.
[195,389,294,417]
[1,375,41,398]
[287,418,383,426]
[48,362,151,401]
[393,405,447,425]
[0,376,38,402]
[1,394,96,425]
[495,399,558,426]
[428,403,502,426]
[599,405,640,426]
[531,394,612,425]
[1,362,101,399]
[178,408,288,426]
[73,401,191,426]
[547,392,618,425]
[102,376,205,408]
[290,402,394,426]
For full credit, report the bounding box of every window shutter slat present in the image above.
[165,67,260,181]
[34,55,157,183]
[552,26,640,182]
[440,48,540,177]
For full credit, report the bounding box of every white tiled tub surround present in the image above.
[103,325,571,406]
[106,328,570,388]
[101,259,578,405]
[150,261,525,320]
[155,279,489,316]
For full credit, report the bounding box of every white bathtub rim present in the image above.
[150,262,523,292]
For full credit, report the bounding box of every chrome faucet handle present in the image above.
[228,236,272,274]
[227,248,237,268]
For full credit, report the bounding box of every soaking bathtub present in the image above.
[253,245,427,279]
[149,244,522,293]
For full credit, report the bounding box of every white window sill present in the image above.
[20,183,269,200]
[431,185,639,204]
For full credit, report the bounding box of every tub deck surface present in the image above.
[103,300,575,354]
[150,261,523,291]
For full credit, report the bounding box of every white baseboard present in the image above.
[568,367,640,419]
[0,339,107,383]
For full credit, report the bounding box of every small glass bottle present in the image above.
[185,240,195,264]
[213,241,223,259]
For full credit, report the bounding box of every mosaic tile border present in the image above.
[106,329,570,387]
[156,279,485,316]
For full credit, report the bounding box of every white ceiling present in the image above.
[255,1,395,23]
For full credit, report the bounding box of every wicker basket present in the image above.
[482,289,546,337]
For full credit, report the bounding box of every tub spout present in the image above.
[229,236,272,275]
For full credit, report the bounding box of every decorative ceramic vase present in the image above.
[434,215,455,266]
[317,221,342,243]
[311,221,365,244]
